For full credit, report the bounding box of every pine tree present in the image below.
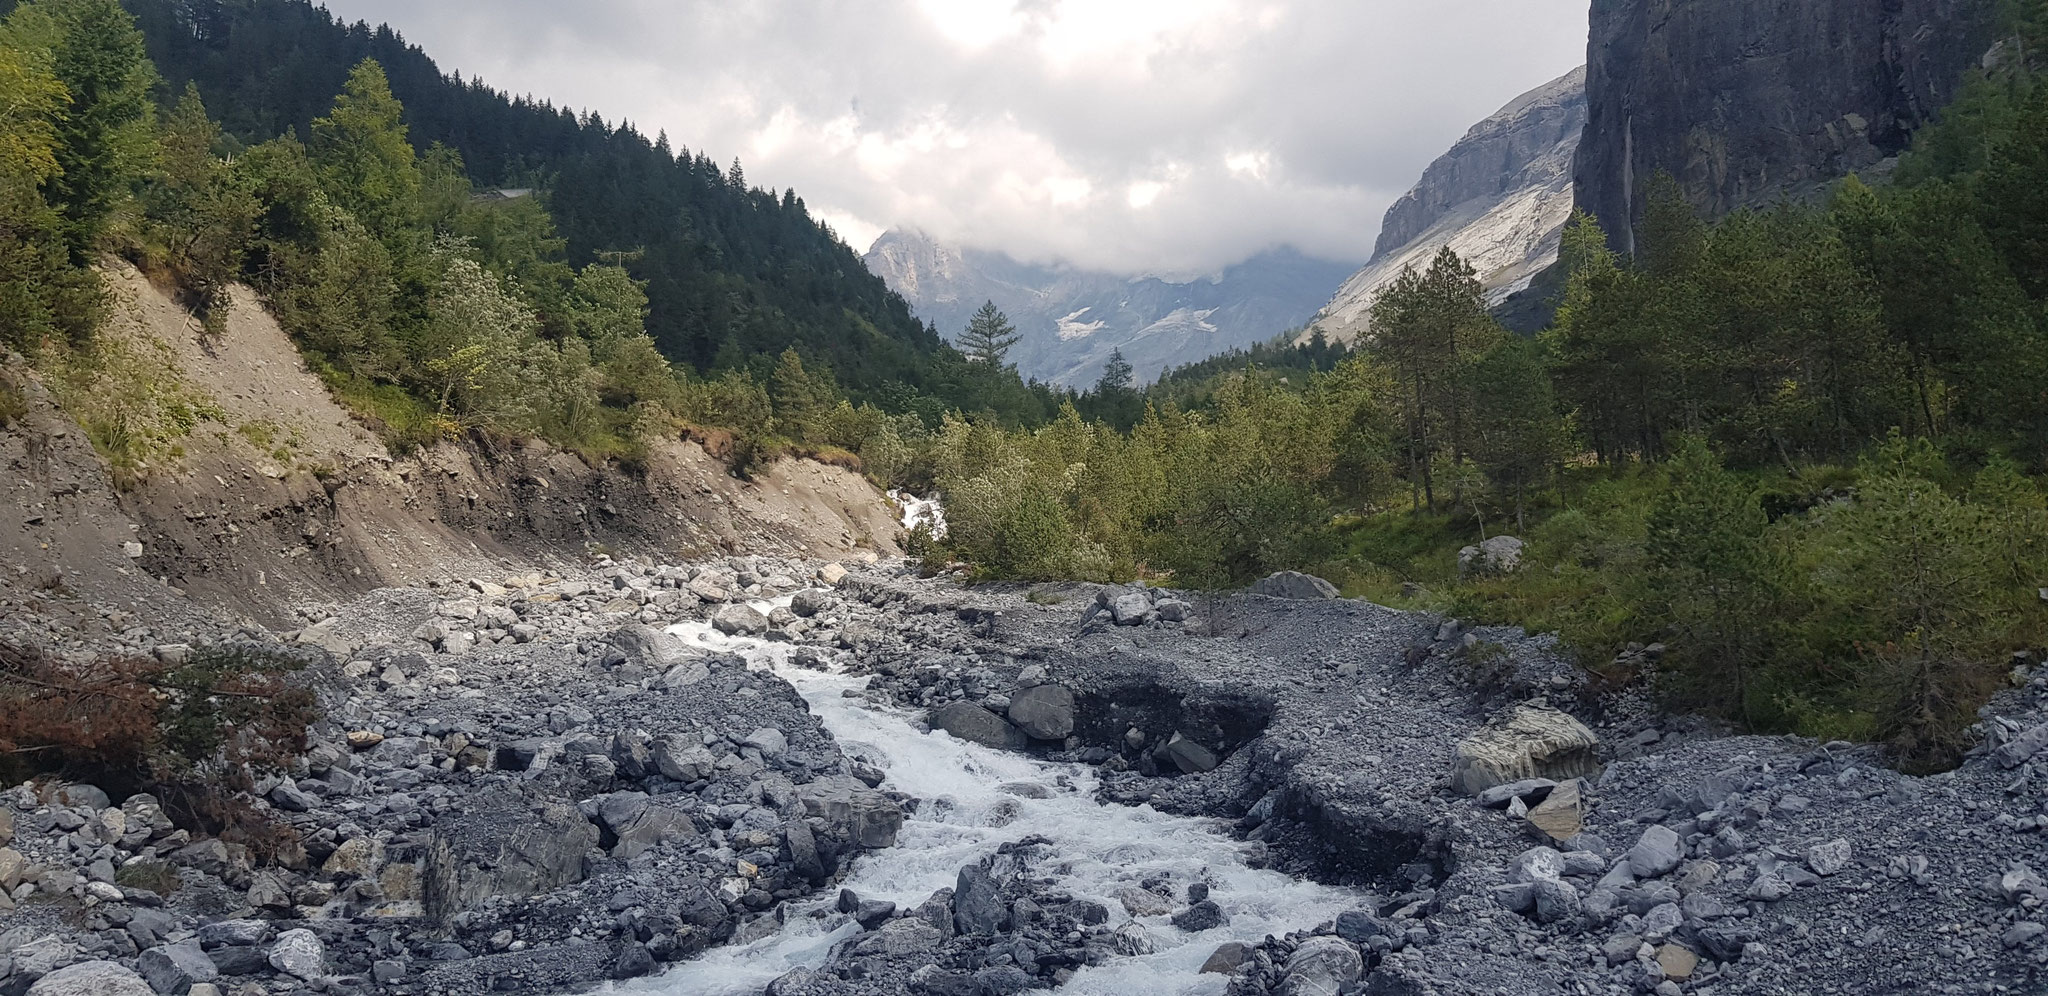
[959,301,1021,368]
[0,7,84,347]
[1467,337,1569,532]
[144,83,256,327]
[1969,457,2048,588]
[770,347,832,443]
[569,263,648,354]
[1644,436,1789,725]
[1837,434,2006,770]
[1544,211,1677,462]
[1976,86,2048,301]
[1369,246,1501,508]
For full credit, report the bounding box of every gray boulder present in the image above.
[1531,878,1582,923]
[1171,900,1228,931]
[661,659,709,689]
[138,941,217,994]
[1249,572,1339,599]
[1006,685,1076,740]
[11,937,80,980]
[1451,704,1601,795]
[851,919,944,957]
[1997,722,2048,768]
[425,794,600,920]
[54,784,110,809]
[1111,921,1158,956]
[1458,535,1526,577]
[1627,825,1684,878]
[1202,941,1249,974]
[953,864,1006,935]
[267,780,316,813]
[929,701,1029,751]
[1806,838,1853,877]
[266,929,323,980]
[606,800,695,860]
[294,617,354,657]
[608,626,692,668]
[712,604,769,636]
[195,921,268,948]
[744,727,788,757]
[1477,778,1557,809]
[27,962,154,996]
[798,775,904,848]
[1162,733,1220,774]
[651,737,717,783]
[1281,936,1363,996]
[790,589,832,618]
[1109,591,1155,625]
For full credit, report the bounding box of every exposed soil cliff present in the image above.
[1,265,903,628]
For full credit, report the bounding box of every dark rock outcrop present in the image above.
[1574,0,2001,253]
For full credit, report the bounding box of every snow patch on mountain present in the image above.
[865,230,1355,387]
[1057,308,1107,341]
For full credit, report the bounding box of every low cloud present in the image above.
[320,0,1587,275]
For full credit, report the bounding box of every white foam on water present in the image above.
[887,489,948,539]
[608,599,1363,995]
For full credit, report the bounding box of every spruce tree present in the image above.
[37,0,157,261]
[310,59,421,241]
[959,301,1020,368]
[1095,347,1133,395]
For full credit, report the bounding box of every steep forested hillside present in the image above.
[105,0,969,400]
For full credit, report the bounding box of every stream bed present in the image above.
[618,601,1366,995]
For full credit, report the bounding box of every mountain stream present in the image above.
[616,600,1362,995]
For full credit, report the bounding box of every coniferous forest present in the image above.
[1,0,2046,770]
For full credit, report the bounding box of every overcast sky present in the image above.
[319,0,1587,277]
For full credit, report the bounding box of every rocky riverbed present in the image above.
[2,560,2045,996]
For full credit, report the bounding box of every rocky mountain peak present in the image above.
[1375,66,1588,259]
[1313,66,1588,344]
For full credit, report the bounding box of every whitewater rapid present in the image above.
[617,599,1364,995]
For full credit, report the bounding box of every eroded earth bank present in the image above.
[2,555,2046,996]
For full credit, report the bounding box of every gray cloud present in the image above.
[319,0,1587,276]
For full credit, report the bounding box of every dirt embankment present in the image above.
[1,263,903,627]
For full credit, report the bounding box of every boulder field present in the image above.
[0,559,2043,995]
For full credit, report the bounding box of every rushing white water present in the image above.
[615,600,1364,996]
[887,489,948,539]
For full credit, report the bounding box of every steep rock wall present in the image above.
[1575,0,2000,253]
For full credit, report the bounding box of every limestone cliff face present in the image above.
[1313,68,1586,344]
[1575,0,2000,253]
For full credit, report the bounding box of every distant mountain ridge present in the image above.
[864,230,1356,387]
[1312,67,1587,343]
